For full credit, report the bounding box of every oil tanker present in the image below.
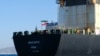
[13,0,100,56]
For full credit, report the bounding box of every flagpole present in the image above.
[41,22,43,30]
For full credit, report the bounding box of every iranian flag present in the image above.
[41,20,48,26]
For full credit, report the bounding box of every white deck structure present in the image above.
[57,0,100,35]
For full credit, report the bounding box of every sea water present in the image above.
[0,54,17,56]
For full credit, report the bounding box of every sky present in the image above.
[0,0,58,49]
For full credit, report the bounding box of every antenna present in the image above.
[35,26,38,31]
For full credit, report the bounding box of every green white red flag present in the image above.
[41,20,48,26]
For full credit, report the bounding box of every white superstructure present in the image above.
[57,0,100,35]
[58,5,94,29]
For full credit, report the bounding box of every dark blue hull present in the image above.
[13,33,61,56]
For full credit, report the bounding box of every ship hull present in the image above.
[56,34,100,56]
[13,34,61,56]
[13,34,100,56]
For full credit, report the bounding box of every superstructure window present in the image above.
[65,0,87,6]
